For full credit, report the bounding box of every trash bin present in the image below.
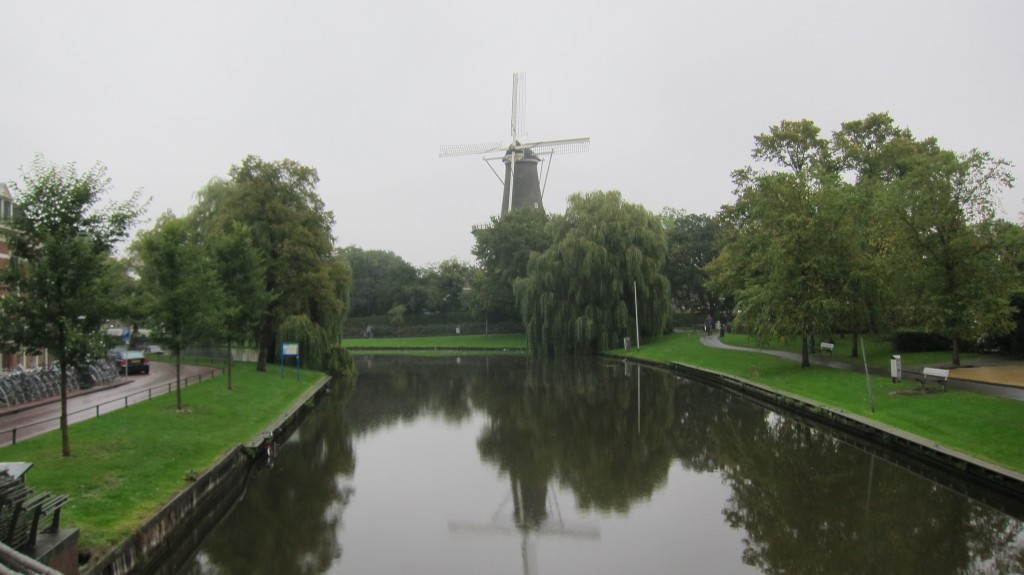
[890,355,902,383]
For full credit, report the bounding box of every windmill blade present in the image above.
[440,142,508,158]
[521,137,590,154]
[511,72,526,142]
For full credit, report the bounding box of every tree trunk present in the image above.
[175,343,183,411]
[801,334,811,368]
[850,332,859,358]
[257,313,273,372]
[952,336,961,367]
[227,338,234,390]
[59,361,71,457]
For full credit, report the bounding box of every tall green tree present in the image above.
[885,144,1016,365]
[103,255,145,330]
[412,258,476,314]
[0,156,144,456]
[134,212,224,410]
[828,113,916,357]
[470,208,551,323]
[208,221,269,390]
[338,246,416,317]
[659,208,723,317]
[708,120,849,367]
[190,156,348,371]
[514,190,671,355]
[989,220,1024,355]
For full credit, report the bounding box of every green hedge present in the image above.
[345,314,522,338]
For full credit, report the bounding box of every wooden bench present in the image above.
[4,492,50,550]
[917,367,950,392]
[0,476,70,551]
[819,342,834,356]
[27,493,70,549]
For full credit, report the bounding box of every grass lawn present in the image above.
[0,363,323,554]
[609,333,1024,474]
[720,332,973,370]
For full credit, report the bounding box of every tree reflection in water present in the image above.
[178,355,1024,575]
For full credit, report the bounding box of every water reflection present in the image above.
[180,383,357,575]
[179,355,1024,574]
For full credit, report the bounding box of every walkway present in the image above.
[0,361,217,446]
[701,335,1024,401]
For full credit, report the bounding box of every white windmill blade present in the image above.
[511,72,527,142]
[439,142,508,158]
[521,137,591,154]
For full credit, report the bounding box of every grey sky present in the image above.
[2,1,1021,267]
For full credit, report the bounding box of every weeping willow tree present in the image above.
[514,190,671,355]
[279,314,357,376]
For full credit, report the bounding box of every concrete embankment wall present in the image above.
[84,376,333,575]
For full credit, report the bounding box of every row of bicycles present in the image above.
[0,361,119,408]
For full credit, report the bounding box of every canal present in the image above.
[176,355,1024,574]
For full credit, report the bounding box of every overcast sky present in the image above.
[2,1,1022,267]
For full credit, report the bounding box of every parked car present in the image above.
[105,347,127,361]
[144,344,166,355]
[110,350,150,375]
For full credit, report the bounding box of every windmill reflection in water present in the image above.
[448,474,600,575]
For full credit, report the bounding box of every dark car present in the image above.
[110,350,150,375]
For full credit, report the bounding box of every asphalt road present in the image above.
[0,361,219,447]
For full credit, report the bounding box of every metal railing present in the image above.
[0,367,222,447]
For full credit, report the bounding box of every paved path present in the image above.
[701,335,1024,401]
[0,361,219,446]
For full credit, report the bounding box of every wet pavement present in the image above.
[702,335,1024,401]
[0,361,219,446]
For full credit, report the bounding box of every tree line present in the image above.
[0,155,355,455]
[2,112,1021,454]
[709,114,1020,367]
[471,113,1022,362]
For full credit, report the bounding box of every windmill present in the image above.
[440,73,590,216]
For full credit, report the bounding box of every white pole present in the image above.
[634,281,640,350]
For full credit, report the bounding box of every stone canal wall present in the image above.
[84,376,333,575]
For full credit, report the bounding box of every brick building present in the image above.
[1,183,24,370]
[0,183,11,270]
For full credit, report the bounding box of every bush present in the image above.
[344,313,522,338]
[892,330,951,353]
[325,344,356,377]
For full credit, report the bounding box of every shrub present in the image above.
[325,344,356,377]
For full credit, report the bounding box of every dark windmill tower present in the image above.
[441,73,590,216]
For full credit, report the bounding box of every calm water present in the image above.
[178,355,1024,574]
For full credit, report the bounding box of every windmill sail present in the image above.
[440,73,590,216]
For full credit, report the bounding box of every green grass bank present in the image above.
[609,332,1024,474]
[0,363,322,556]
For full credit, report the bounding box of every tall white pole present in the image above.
[634,281,640,350]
